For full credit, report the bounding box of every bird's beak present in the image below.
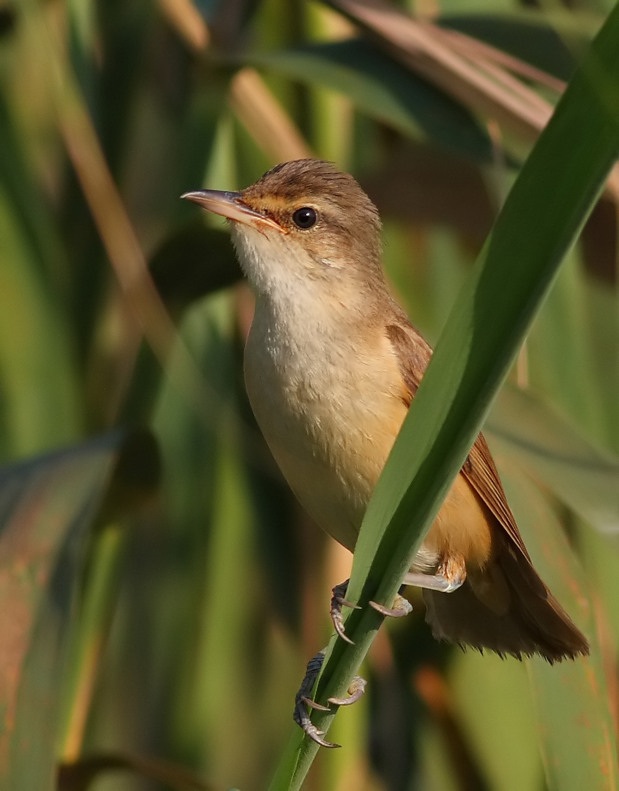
[181,189,282,232]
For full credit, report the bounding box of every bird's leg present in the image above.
[294,652,335,749]
[372,556,466,614]
[403,553,467,593]
[293,649,367,749]
[296,573,417,747]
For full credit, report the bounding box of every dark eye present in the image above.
[292,207,317,229]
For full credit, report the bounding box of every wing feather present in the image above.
[385,317,530,559]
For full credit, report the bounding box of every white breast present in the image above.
[244,293,408,552]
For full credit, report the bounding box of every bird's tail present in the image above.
[422,534,589,662]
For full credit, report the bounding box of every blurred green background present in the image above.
[0,0,617,789]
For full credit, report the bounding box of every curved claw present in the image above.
[328,675,367,707]
[331,580,361,644]
[331,605,355,644]
[299,718,341,749]
[294,696,340,749]
[301,696,330,712]
[369,594,413,619]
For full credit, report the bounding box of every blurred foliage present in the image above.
[0,1,617,790]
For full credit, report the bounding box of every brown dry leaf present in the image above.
[57,751,214,791]
[326,0,619,250]
[229,68,314,162]
[325,0,554,141]
[158,0,210,53]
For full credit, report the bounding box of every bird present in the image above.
[182,158,589,714]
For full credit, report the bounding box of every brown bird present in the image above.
[183,159,588,676]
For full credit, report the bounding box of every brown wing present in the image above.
[387,316,589,659]
[386,318,530,560]
[464,434,531,559]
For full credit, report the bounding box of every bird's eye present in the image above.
[292,207,317,230]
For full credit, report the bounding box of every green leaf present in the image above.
[502,468,615,790]
[149,222,242,317]
[248,39,493,160]
[489,385,619,534]
[0,431,132,791]
[0,103,79,459]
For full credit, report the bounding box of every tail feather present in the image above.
[423,538,589,662]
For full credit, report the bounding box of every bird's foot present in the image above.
[331,580,414,641]
[403,554,466,593]
[294,650,367,749]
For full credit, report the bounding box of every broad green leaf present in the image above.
[579,525,619,657]
[502,467,614,791]
[582,277,619,451]
[451,652,540,791]
[525,249,612,443]
[0,431,131,791]
[489,385,619,534]
[248,39,493,160]
[0,99,79,459]
[0,95,63,281]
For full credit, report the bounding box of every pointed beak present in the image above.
[181,189,282,232]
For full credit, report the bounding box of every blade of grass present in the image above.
[59,429,161,762]
[21,0,217,427]
[229,68,314,162]
[270,4,619,788]
[0,187,80,458]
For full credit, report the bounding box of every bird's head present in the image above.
[182,159,385,303]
